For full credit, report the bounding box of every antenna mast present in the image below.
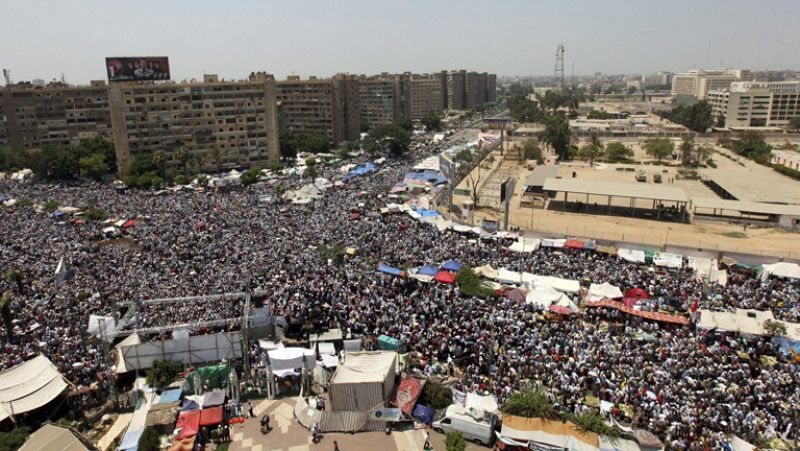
[554,44,565,90]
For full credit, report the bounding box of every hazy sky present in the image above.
[2,0,798,84]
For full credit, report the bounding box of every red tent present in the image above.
[564,239,584,249]
[199,406,224,427]
[122,219,136,229]
[175,410,201,439]
[503,288,526,302]
[625,288,649,299]
[434,271,456,284]
[548,305,572,315]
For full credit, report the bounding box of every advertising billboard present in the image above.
[105,57,171,82]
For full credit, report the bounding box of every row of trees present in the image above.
[719,130,773,164]
[0,137,116,181]
[655,100,715,133]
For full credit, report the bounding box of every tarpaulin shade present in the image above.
[564,239,584,249]
[440,261,463,272]
[549,305,572,315]
[417,265,439,276]
[378,263,403,276]
[181,399,200,411]
[503,288,527,302]
[185,363,230,392]
[199,406,223,426]
[584,299,690,325]
[625,288,649,300]
[202,390,225,407]
[412,404,436,425]
[175,409,201,439]
[156,388,182,404]
[434,271,456,283]
[377,335,401,351]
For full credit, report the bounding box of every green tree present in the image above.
[578,133,604,165]
[420,113,443,132]
[680,134,695,166]
[368,123,411,156]
[571,410,621,438]
[790,117,800,131]
[538,114,575,161]
[151,149,168,178]
[240,167,261,185]
[453,148,473,164]
[520,139,543,163]
[0,292,14,341]
[733,130,772,163]
[503,387,554,419]
[455,267,494,298]
[695,145,713,164]
[444,431,466,451]
[418,381,452,410]
[138,427,161,451]
[176,142,193,172]
[79,153,110,180]
[644,137,674,163]
[145,360,183,388]
[604,142,633,162]
[656,101,713,133]
[3,269,24,294]
[587,110,613,120]
[210,146,223,173]
[395,117,414,133]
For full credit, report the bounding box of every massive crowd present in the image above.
[1,136,799,449]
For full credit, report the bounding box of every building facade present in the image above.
[108,73,280,169]
[447,70,467,110]
[671,69,750,100]
[708,81,800,128]
[404,73,444,120]
[0,81,113,152]
[357,74,400,130]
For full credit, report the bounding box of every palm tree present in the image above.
[152,149,167,178]
[0,292,13,341]
[503,387,555,419]
[211,146,223,174]
[3,268,24,294]
[176,142,193,173]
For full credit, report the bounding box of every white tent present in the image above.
[541,238,566,248]
[688,257,728,286]
[618,248,646,264]
[87,315,116,341]
[497,268,524,284]
[654,252,683,269]
[267,347,316,371]
[587,282,623,301]
[529,275,581,293]
[329,351,397,411]
[760,262,800,281]
[508,237,541,253]
[0,355,69,422]
[474,264,499,279]
[697,309,775,336]
[526,286,579,311]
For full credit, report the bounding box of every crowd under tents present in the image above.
[618,248,646,264]
[0,355,70,423]
[508,237,541,253]
[498,414,604,451]
[653,252,683,269]
[342,162,377,182]
[526,286,578,312]
[688,257,728,286]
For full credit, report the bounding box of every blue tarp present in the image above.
[156,388,182,404]
[378,263,403,276]
[412,404,435,425]
[52,210,65,218]
[417,265,439,276]
[181,399,200,411]
[404,169,447,186]
[118,427,144,451]
[773,336,800,354]
[441,261,463,272]
[415,209,440,217]
[343,162,377,181]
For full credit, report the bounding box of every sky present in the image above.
[2,0,799,85]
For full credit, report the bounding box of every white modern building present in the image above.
[671,69,750,100]
[707,81,800,128]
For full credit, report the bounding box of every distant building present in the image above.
[447,70,466,110]
[447,70,496,110]
[357,74,400,130]
[108,72,280,169]
[0,80,113,151]
[707,81,800,128]
[402,73,444,120]
[671,69,750,100]
[641,72,673,88]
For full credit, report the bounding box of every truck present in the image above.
[635,170,647,182]
[432,404,496,446]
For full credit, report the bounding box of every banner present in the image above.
[370,407,402,422]
[394,376,425,416]
[106,56,171,82]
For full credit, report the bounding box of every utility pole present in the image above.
[554,44,566,91]
[502,178,516,231]
[98,317,119,410]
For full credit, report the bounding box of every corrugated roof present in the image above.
[543,178,689,202]
[692,197,800,216]
[0,355,68,422]
[20,424,89,451]
[525,166,560,187]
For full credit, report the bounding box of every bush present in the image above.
[503,387,554,419]
[137,428,160,451]
[0,427,30,451]
[444,431,466,451]
[42,200,60,211]
[174,175,192,186]
[706,159,717,168]
[773,164,800,181]
[571,410,621,438]
[84,208,109,221]
[240,168,262,186]
[418,382,452,410]
[266,161,285,172]
[145,360,183,388]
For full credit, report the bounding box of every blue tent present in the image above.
[415,209,440,218]
[404,169,447,186]
[344,162,377,182]
[441,261,463,272]
[52,210,65,218]
[417,265,439,276]
[156,388,182,404]
[378,263,402,276]
[412,404,435,425]
[181,399,200,411]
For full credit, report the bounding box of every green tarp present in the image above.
[377,335,402,351]
[186,363,230,392]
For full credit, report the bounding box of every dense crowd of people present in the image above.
[1,136,799,449]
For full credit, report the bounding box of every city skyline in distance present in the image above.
[2,0,799,85]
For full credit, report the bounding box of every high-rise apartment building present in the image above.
[108,73,280,169]
[447,70,496,110]
[707,81,800,128]
[402,73,444,120]
[475,72,487,106]
[276,74,361,145]
[671,69,750,100]
[448,70,467,110]
[0,80,113,151]
[465,72,478,110]
[487,74,497,103]
[357,74,401,130]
